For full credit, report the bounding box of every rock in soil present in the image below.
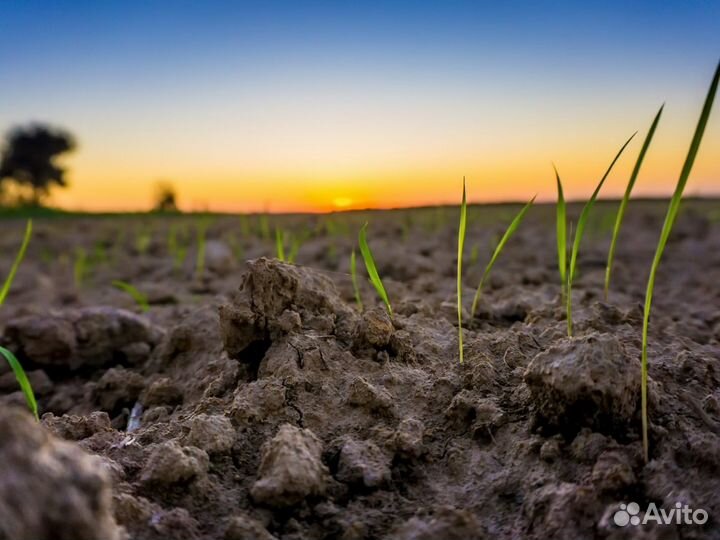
[0,408,122,540]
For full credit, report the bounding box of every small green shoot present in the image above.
[554,166,567,300]
[0,219,32,306]
[565,132,636,336]
[287,235,301,264]
[74,247,88,289]
[275,228,286,261]
[471,196,536,317]
[457,178,467,363]
[604,105,664,298]
[0,346,38,420]
[112,280,150,313]
[350,248,363,310]
[0,219,38,420]
[641,61,719,463]
[358,222,392,318]
[195,220,209,280]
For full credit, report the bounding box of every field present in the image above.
[1,199,719,539]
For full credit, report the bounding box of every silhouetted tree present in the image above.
[153,181,179,212]
[0,124,76,206]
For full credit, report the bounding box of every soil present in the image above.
[1,199,719,540]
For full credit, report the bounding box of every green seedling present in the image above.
[275,228,286,261]
[259,214,270,240]
[471,196,536,317]
[0,219,38,420]
[358,222,392,318]
[112,280,150,313]
[555,166,567,300]
[469,243,480,266]
[0,219,32,305]
[350,248,363,310]
[565,132,636,336]
[74,247,88,289]
[641,61,719,463]
[195,220,209,280]
[604,105,664,298]
[287,235,301,264]
[135,229,152,255]
[457,178,467,363]
[0,347,38,420]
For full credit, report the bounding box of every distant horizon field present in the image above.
[1,194,720,219]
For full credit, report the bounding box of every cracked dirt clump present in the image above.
[250,423,329,507]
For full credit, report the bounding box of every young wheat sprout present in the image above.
[350,248,363,310]
[112,280,150,313]
[554,165,567,300]
[604,104,664,299]
[564,132,636,336]
[470,195,535,317]
[457,178,467,363]
[0,219,38,419]
[641,61,719,463]
[358,222,393,318]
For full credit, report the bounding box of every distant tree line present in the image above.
[0,123,75,207]
[0,122,180,211]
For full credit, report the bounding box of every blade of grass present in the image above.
[0,219,32,306]
[358,222,392,318]
[554,166,567,300]
[566,132,637,336]
[350,248,363,310]
[73,247,88,289]
[195,220,208,280]
[641,61,719,463]
[605,105,664,299]
[275,228,286,261]
[457,178,467,363]
[112,280,150,313]
[471,196,536,317]
[0,346,38,420]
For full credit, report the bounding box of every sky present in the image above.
[0,0,718,212]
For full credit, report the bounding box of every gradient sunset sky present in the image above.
[1,1,718,212]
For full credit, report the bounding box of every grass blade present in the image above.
[0,346,39,420]
[0,219,33,306]
[605,105,664,298]
[195,220,208,280]
[566,131,637,336]
[112,280,150,313]
[358,222,392,318]
[554,166,567,300]
[275,228,285,261]
[641,60,719,463]
[457,178,467,363]
[471,195,536,317]
[350,248,363,310]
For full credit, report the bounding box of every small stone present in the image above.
[347,377,394,413]
[251,424,328,507]
[224,513,276,540]
[336,438,391,489]
[393,417,424,458]
[141,441,209,485]
[185,414,235,454]
[142,377,183,407]
[591,450,635,492]
[540,439,561,462]
[362,308,394,348]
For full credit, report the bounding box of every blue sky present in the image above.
[0,1,718,210]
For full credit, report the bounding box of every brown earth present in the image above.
[1,199,719,539]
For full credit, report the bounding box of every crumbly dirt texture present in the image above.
[1,200,720,539]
